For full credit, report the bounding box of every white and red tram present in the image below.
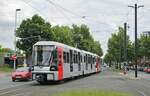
[31,41,101,83]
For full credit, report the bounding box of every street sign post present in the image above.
[12,54,17,70]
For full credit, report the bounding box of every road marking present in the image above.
[0,88,22,96]
[137,90,147,96]
[0,81,34,91]
[11,92,30,96]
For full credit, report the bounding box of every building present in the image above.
[143,31,150,36]
[0,52,24,67]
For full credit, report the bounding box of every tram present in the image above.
[31,41,101,83]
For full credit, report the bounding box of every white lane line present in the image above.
[11,92,30,96]
[0,88,22,96]
[0,81,34,91]
[137,90,147,96]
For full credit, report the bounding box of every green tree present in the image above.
[16,14,103,58]
[104,27,132,69]
[139,35,150,58]
[16,14,54,55]
[52,25,74,46]
[138,35,150,65]
[71,24,103,56]
[0,45,2,52]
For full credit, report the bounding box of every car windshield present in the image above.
[16,67,29,72]
[33,45,56,66]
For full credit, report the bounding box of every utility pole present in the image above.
[124,23,127,65]
[14,9,21,71]
[128,4,144,78]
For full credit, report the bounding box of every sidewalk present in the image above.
[0,72,11,77]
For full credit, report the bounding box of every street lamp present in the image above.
[128,4,144,78]
[14,8,21,71]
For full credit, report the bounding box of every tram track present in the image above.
[0,83,34,96]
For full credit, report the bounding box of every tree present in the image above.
[0,45,2,52]
[103,53,113,66]
[16,14,103,59]
[52,25,74,46]
[139,35,150,59]
[104,27,131,69]
[71,24,103,56]
[138,35,150,65]
[16,14,54,55]
[92,41,103,56]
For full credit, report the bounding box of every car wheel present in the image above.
[12,79,15,82]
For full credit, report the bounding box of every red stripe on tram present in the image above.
[57,47,63,80]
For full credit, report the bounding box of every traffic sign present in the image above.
[12,54,17,60]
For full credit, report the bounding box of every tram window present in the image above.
[78,63,81,71]
[63,52,66,63]
[90,56,92,63]
[93,57,95,64]
[67,52,69,63]
[86,55,87,64]
[74,54,75,63]
[70,50,72,63]
[84,56,85,63]
[88,56,90,63]
[37,46,43,65]
[80,55,82,63]
[75,54,76,63]
[76,54,78,63]
[86,55,88,70]
[86,63,88,70]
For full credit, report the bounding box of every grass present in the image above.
[0,65,13,73]
[53,90,133,96]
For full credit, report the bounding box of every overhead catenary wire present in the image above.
[21,0,55,22]
[46,0,96,24]
[46,0,74,24]
[46,0,82,18]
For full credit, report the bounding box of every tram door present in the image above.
[70,50,73,76]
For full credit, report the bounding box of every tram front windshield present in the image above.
[33,45,57,66]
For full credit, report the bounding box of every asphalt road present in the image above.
[0,70,150,96]
[0,74,34,90]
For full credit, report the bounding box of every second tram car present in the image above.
[31,41,101,84]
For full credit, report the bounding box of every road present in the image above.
[0,73,34,90]
[0,70,150,96]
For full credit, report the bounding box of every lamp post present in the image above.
[128,4,144,78]
[14,8,21,71]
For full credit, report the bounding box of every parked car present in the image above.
[144,67,148,72]
[146,68,150,73]
[11,67,32,82]
[137,66,144,71]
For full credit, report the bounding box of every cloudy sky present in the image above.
[0,0,150,55]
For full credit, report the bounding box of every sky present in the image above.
[0,0,150,55]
